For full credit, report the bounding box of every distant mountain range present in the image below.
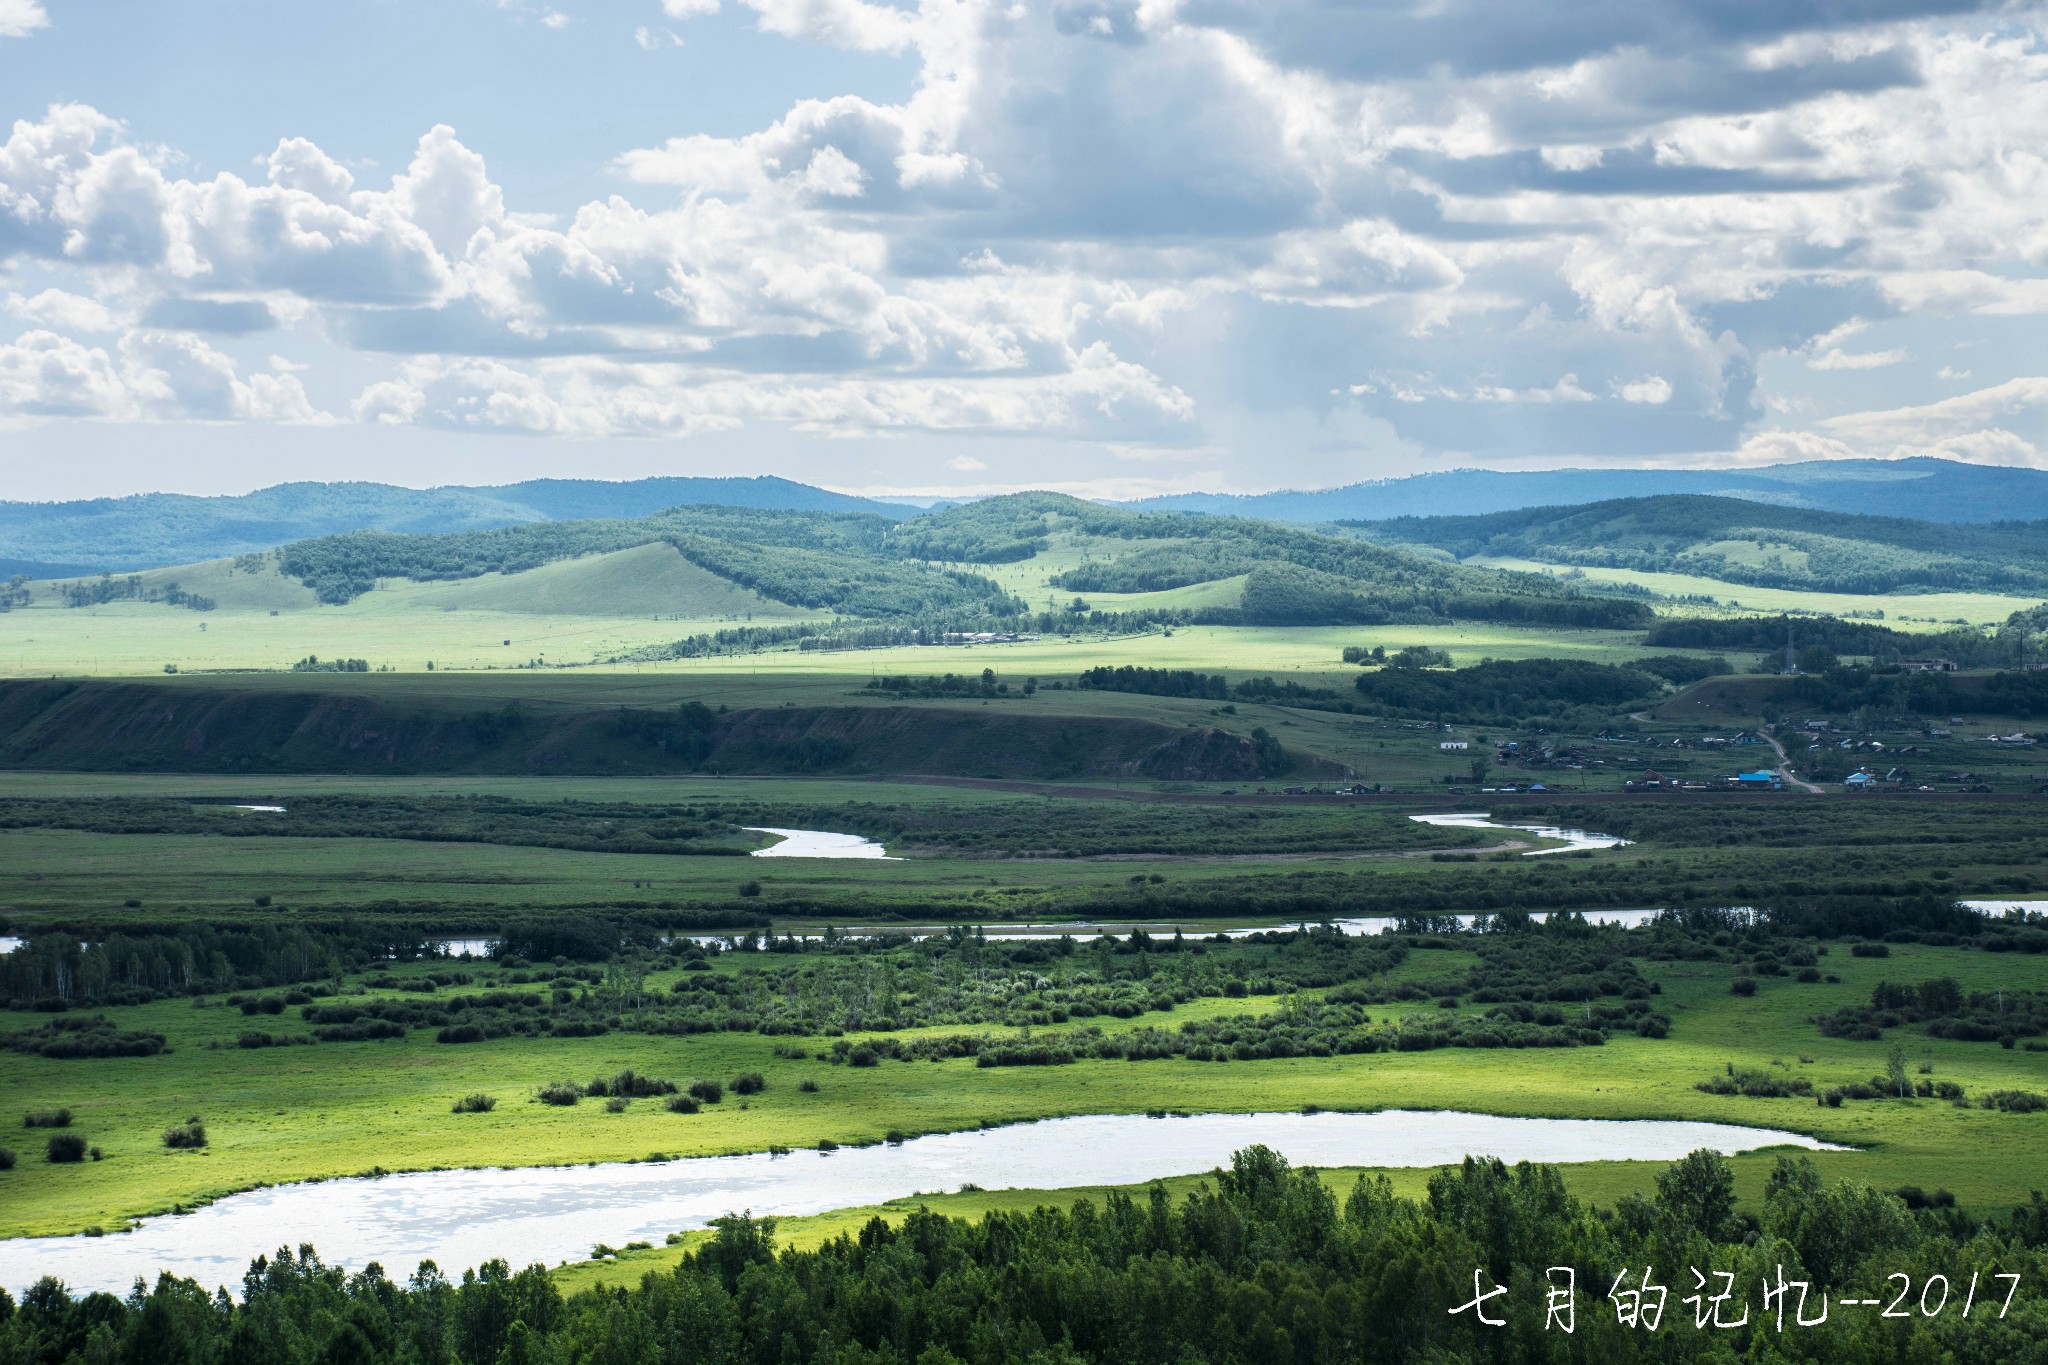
[3,457,2043,576]
[0,476,908,575]
[1126,458,2048,525]
[1348,494,2048,597]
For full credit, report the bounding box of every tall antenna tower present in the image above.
[1783,622,1798,675]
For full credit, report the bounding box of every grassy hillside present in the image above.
[889,493,1651,630]
[1350,494,2048,595]
[0,495,1654,680]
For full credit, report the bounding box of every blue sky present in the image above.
[0,0,2044,500]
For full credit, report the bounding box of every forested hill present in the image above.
[0,476,908,575]
[885,492,1650,628]
[279,505,1021,618]
[1345,494,2048,595]
[262,492,1648,631]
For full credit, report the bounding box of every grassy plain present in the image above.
[3,940,2045,1248]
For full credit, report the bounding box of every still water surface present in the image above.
[745,827,898,859]
[0,1109,1843,1295]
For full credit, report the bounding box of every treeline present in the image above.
[625,609,1203,663]
[1355,658,1665,719]
[6,1143,2046,1364]
[0,925,382,1010]
[56,573,214,611]
[863,672,1033,699]
[1078,666,1230,700]
[1643,615,2016,667]
[1784,666,2048,718]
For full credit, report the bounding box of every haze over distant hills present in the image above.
[1126,459,2048,525]
[0,476,909,576]
[4,457,2045,576]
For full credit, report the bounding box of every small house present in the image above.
[1438,740,1469,751]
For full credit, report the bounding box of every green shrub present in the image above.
[798,1079,820,1093]
[665,1095,700,1115]
[23,1109,70,1129]
[1696,1066,1812,1098]
[537,1082,582,1106]
[0,1147,14,1170]
[162,1119,207,1149]
[451,1094,497,1114]
[604,1097,630,1113]
[1730,977,1758,996]
[731,1072,766,1095]
[46,1133,86,1162]
[687,1079,723,1104]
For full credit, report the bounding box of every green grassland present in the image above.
[3,937,2045,1247]
[1,543,830,676]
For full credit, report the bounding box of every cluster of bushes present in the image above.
[1815,977,2048,1046]
[3,1015,168,1059]
[532,1071,747,1111]
[161,1118,206,1149]
[862,671,1033,699]
[1342,644,1453,668]
[1696,1065,1814,1098]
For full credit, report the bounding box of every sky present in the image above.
[0,0,2044,502]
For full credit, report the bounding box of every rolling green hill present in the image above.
[887,493,1652,630]
[1346,494,2048,596]
[14,495,1651,655]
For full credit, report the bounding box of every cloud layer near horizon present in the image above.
[1,0,2045,495]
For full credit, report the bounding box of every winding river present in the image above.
[1408,811,1632,855]
[0,1109,1843,1295]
